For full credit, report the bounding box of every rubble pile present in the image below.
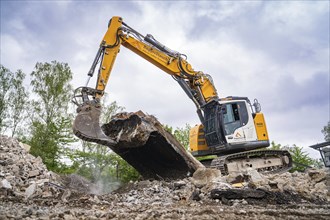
[0,135,62,199]
[108,167,330,206]
[109,178,201,206]
[262,169,330,201]
[1,135,330,219]
[220,168,330,202]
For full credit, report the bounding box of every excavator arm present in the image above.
[73,16,218,144]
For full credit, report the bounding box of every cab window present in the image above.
[222,102,247,135]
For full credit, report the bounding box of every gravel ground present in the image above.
[1,177,330,220]
[1,194,330,220]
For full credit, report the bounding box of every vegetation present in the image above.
[0,66,28,136]
[164,124,191,150]
[27,61,76,172]
[322,121,330,142]
[0,62,140,183]
[270,141,323,172]
[0,65,12,134]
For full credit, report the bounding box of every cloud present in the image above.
[268,72,328,112]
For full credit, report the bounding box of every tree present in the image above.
[287,144,315,172]
[322,121,330,141]
[28,61,75,172]
[8,70,29,137]
[270,141,282,150]
[107,153,140,183]
[271,141,323,172]
[0,66,28,137]
[0,65,13,134]
[164,124,191,150]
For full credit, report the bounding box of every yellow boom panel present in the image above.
[95,16,123,98]
[253,112,269,141]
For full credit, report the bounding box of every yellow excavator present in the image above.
[73,16,292,176]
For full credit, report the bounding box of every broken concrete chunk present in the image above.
[25,183,37,199]
[226,171,245,184]
[1,179,12,189]
[191,168,222,188]
[202,180,232,194]
[101,111,204,180]
[245,169,268,188]
[28,170,40,178]
[308,169,327,182]
[19,142,31,152]
[173,180,186,189]
[246,169,264,183]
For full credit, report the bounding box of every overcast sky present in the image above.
[1,1,329,158]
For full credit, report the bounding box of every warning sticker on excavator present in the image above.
[235,132,242,138]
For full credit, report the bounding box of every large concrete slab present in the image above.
[101,111,204,180]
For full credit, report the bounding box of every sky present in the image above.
[1,1,329,158]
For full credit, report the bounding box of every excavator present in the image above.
[72,16,292,177]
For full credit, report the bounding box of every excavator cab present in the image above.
[190,97,269,157]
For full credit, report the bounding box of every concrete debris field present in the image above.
[1,132,330,219]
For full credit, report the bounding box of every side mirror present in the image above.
[253,99,261,113]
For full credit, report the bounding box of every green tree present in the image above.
[8,70,29,137]
[270,141,322,171]
[311,158,324,169]
[270,141,282,150]
[107,153,140,183]
[28,61,75,172]
[164,124,191,150]
[67,141,113,180]
[0,66,29,138]
[0,65,13,134]
[322,121,330,141]
[287,145,315,172]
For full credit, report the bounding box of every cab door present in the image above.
[222,101,256,143]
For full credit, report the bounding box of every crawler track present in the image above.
[210,150,293,175]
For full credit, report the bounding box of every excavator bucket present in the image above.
[73,104,116,147]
